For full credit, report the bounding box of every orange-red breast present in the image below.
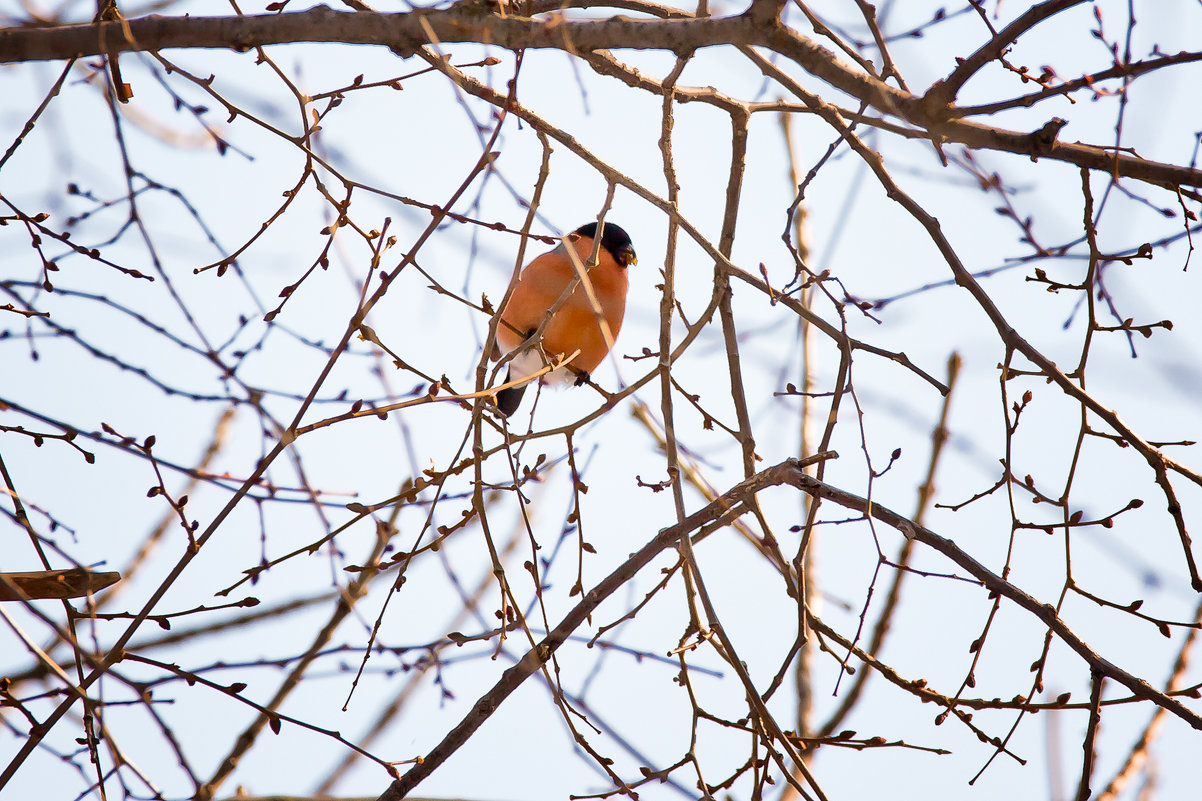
[491,222,637,416]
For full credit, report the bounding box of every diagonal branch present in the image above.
[794,470,1202,732]
[378,454,1202,799]
[924,0,1089,110]
[376,456,830,801]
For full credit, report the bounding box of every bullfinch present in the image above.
[491,222,637,416]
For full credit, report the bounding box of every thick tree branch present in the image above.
[5,6,1199,192]
[0,6,758,62]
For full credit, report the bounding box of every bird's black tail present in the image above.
[495,376,527,417]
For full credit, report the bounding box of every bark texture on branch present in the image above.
[4,6,1199,191]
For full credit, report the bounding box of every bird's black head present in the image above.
[574,222,637,267]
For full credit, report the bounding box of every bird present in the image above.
[490,222,637,416]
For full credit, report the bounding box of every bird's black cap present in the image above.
[574,222,637,267]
